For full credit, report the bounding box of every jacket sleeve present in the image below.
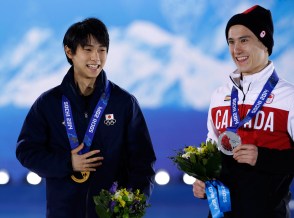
[125,96,156,199]
[255,102,294,174]
[16,96,73,178]
[255,146,294,174]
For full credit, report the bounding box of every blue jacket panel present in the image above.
[16,68,156,218]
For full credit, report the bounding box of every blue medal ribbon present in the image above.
[62,80,111,154]
[227,70,279,133]
[214,180,231,212]
[205,180,231,218]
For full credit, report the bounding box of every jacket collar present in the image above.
[230,61,275,92]
[60,67,107,112]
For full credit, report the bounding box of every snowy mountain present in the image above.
[0,0,293,110]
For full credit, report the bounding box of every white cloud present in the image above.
[160,0,206,34]
[107,21,234,109]
[12,28,52,68]
[0,28,66,107]
[0,19,293,109]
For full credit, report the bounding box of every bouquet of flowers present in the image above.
[170,140,222,181]
[171,141,231,218]
[93,182,149,218]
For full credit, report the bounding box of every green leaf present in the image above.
[192,162,206,177]
[189,153,197,164]
[95,204,111,218]
[202,158,208,165]
[114,206,119,213]
[205,153,222,179]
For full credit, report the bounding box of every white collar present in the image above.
[230,61,275,90]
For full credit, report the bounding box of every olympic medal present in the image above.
[218,131,241,155]
[71,171,90,183]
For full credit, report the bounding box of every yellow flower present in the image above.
[181,146,199,159]
[122,188,129,196]
[184,146,198,153]
[118,198,126,207]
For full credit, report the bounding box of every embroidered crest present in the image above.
[266,93,274,104]
[104,114,116,126]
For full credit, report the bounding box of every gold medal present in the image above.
[71,171,90,183]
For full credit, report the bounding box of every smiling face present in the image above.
[227,25,269,76]
[64,35,107,84]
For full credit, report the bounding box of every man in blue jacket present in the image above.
[16,17,156,218]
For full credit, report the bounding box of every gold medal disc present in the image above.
[71,171,90,183]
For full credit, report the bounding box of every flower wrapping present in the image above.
[93,182,149,218]
[170,140,222,181]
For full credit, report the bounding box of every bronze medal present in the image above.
[71,171,90,183]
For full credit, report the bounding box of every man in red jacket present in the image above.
[192,5,294,218]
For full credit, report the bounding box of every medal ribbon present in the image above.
[227,70,279,133]
[62,80,111,155]
[205,180,231,218]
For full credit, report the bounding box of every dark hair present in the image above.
[63,17,110,65]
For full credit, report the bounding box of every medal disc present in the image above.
[218,131,241,155]
[71,171,90,183]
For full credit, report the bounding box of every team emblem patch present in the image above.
[104,114,116,126]
[266,93,274,104]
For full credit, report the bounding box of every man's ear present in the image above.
[64,45,72,59]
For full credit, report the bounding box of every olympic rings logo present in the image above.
[104,119,116,126]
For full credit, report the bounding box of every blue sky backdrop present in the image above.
[1,0,293,110]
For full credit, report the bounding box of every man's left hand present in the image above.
[233,144,258,166]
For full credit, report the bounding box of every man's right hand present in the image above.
[71,143,104,172]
